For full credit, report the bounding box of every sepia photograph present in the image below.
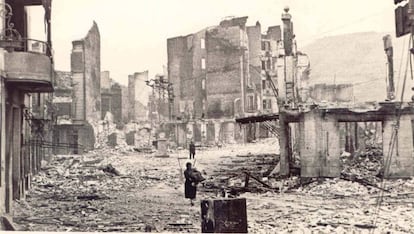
[0,0,413,233]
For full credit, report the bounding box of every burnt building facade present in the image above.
[100,71,123,124]
[52,22,101,154]
[167,17,289,146]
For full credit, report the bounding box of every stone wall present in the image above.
[70,22,101,122]
[83,22,101,122]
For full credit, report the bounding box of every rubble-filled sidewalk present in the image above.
[12,138,414,233]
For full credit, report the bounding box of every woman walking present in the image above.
[184,162,197,205]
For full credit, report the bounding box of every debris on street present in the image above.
[10,138,414,233]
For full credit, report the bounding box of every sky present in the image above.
[28,0,397,87]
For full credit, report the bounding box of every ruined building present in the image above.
[167,16,303,146]
[110,82,122,124]
[101,71,122,124]
[52,22,101,154]
[101,71,112,120]
[121,85,130,123]
[146,72,171,127]
[0,0,53,225]
[128,71,149,123]
[237,8,414,179]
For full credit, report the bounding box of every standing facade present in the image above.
[52,22,101,154]
[167,16,287,146]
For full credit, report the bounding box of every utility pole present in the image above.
[146,75,173,125]
[167,83,174,120]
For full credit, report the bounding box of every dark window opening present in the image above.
[261,61,266,70]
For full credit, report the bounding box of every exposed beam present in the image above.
[235,114,279,124]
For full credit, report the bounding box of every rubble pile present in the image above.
[297,178,373,197]
[340,144,383,185]
[200,153,279,195]
[13,153,152,232]
[383,177,414,193]
[9,137,414,233]
[13,148,203,232]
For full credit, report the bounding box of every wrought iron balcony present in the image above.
[0,2,53,92]
[0,38,51,56]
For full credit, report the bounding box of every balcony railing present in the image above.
[0,37,52,57]
[0,3,52,57]
[3,39,54,92]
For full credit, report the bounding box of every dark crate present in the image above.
[201,198,247,233]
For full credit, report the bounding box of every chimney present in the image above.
[281,7,293,56]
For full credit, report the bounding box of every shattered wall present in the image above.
[53,71,74,124]
[53,124,95,155]
[71,21,101,122]
[101,93,111,120]
[110,83,122,124]
[167,30,207,119]
[121,85,129,123]
[62,22,102,151]
[128,71,149,122]
[83,22,101,121]
[205,25,245,118]
[246,23,262,114]
[101,71,111,90]
[100,71,112,120]
[191,30,207,119]
[168,17,254,120]
[167,36,187,119]
[166,16,284,143]
[246,23,262,67]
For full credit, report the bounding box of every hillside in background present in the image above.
[301,32,411,102]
